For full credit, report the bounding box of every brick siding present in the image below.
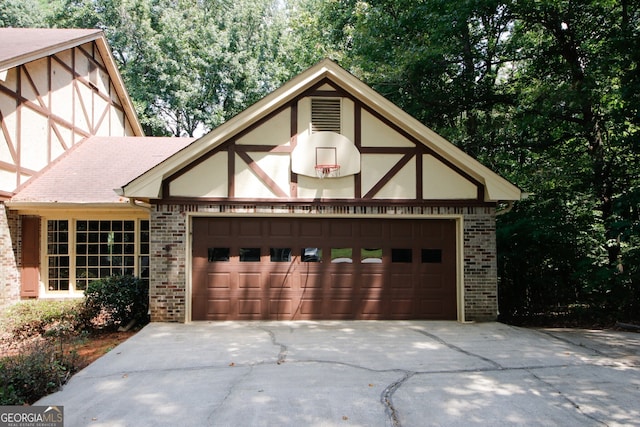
[149,203,498,322]
[0,204,21,309]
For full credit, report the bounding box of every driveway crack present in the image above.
[206,364,254,426]
[258,327,287,364]
[412,328,504,370]
[526,368,609,426]
[381,371,415,427]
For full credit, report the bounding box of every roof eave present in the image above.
[94,35,144,136]
[0,29,102,72]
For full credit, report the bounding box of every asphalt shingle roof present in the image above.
[11,137,194,204]
[0,28,103,71]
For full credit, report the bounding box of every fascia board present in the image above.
[94,36,144,136]
[0,29,103,72]
[4,202,148,216]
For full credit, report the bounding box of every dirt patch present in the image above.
[1,330,136,367]
[73,331,136,368]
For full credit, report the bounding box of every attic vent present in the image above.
[311,98,341,133]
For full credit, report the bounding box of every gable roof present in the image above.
[0,28,144,136]
[8,136,193,206]
[120,59,521,202]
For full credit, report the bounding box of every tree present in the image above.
[50,0,298,136]
[0,0,47,27]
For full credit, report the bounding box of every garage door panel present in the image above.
[389,273,413,289]
[207,219,233,237]
[330,299,354,315]
[360,273,384,288]
[330,273,354,288]
[238,273,262,289]
[239,221,262,237]
[192,217,457,320]
[238,299,262,317]
[269,221,294,236]
[269,272,293,289]
[390,299,413,317]
[390,221,413,238]
[207,272,232,289]
[300,298,323,316]
[204,299,231,320]
[330,221,353,237]
[359,298,384,316]
[270,298,292,314]
[419,298,446,318]
[420,274,446,290]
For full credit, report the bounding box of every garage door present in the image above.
[191,217,457,320]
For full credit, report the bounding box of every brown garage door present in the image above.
[191,217,457,320]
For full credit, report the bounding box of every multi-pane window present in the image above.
[75,220,135,291]
[46,219,147,292]
[47,220,69,291]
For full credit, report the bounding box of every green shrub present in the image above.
[1,299,87,340]
[0,342,81,405]
[84,275,149,330]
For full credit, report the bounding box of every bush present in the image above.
[0,299,87,340]
[84,275,149,330]
[0,341,81,405]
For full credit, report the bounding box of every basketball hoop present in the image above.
[315,164,340,179]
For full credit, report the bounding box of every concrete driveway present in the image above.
[38,321,640,427]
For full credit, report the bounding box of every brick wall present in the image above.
[149,205,188,322]
[462,207,498,321]
[0,204,20,309]
[148,203,497,322]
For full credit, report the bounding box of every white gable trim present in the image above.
[121,59,520,202]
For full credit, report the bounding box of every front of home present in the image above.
[120,60,521,322]
[2,29,520,322]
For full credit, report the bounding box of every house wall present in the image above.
[0,41,136,194]
[0,204,20,309]
[1,40,141,305]
[166,99,479,202]
[148,203,497,322]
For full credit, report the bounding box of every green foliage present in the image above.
[0,0,48,27]
[84,275,149,329]
[0,342,81,405]
[1,299,87,340]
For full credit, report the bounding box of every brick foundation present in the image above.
[148,203,497,322]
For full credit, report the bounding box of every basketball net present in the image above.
[315,164,340,179]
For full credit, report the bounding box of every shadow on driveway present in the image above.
[38,321,640,427]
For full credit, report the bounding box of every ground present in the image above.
[0,330,136,367]
[71,331,137,368]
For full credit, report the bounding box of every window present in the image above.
[75,220,136,291]
[240,248,261,262]
[391,249,412,263]
[208,248,230,262]
[311,98,341,133]
[270,248,291,262]
[361,248,382,263]
[46,218,148,293]
[331,248,352,263]
[301,248,322,262]
[47,220,69,291]
[421,249,442,263]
